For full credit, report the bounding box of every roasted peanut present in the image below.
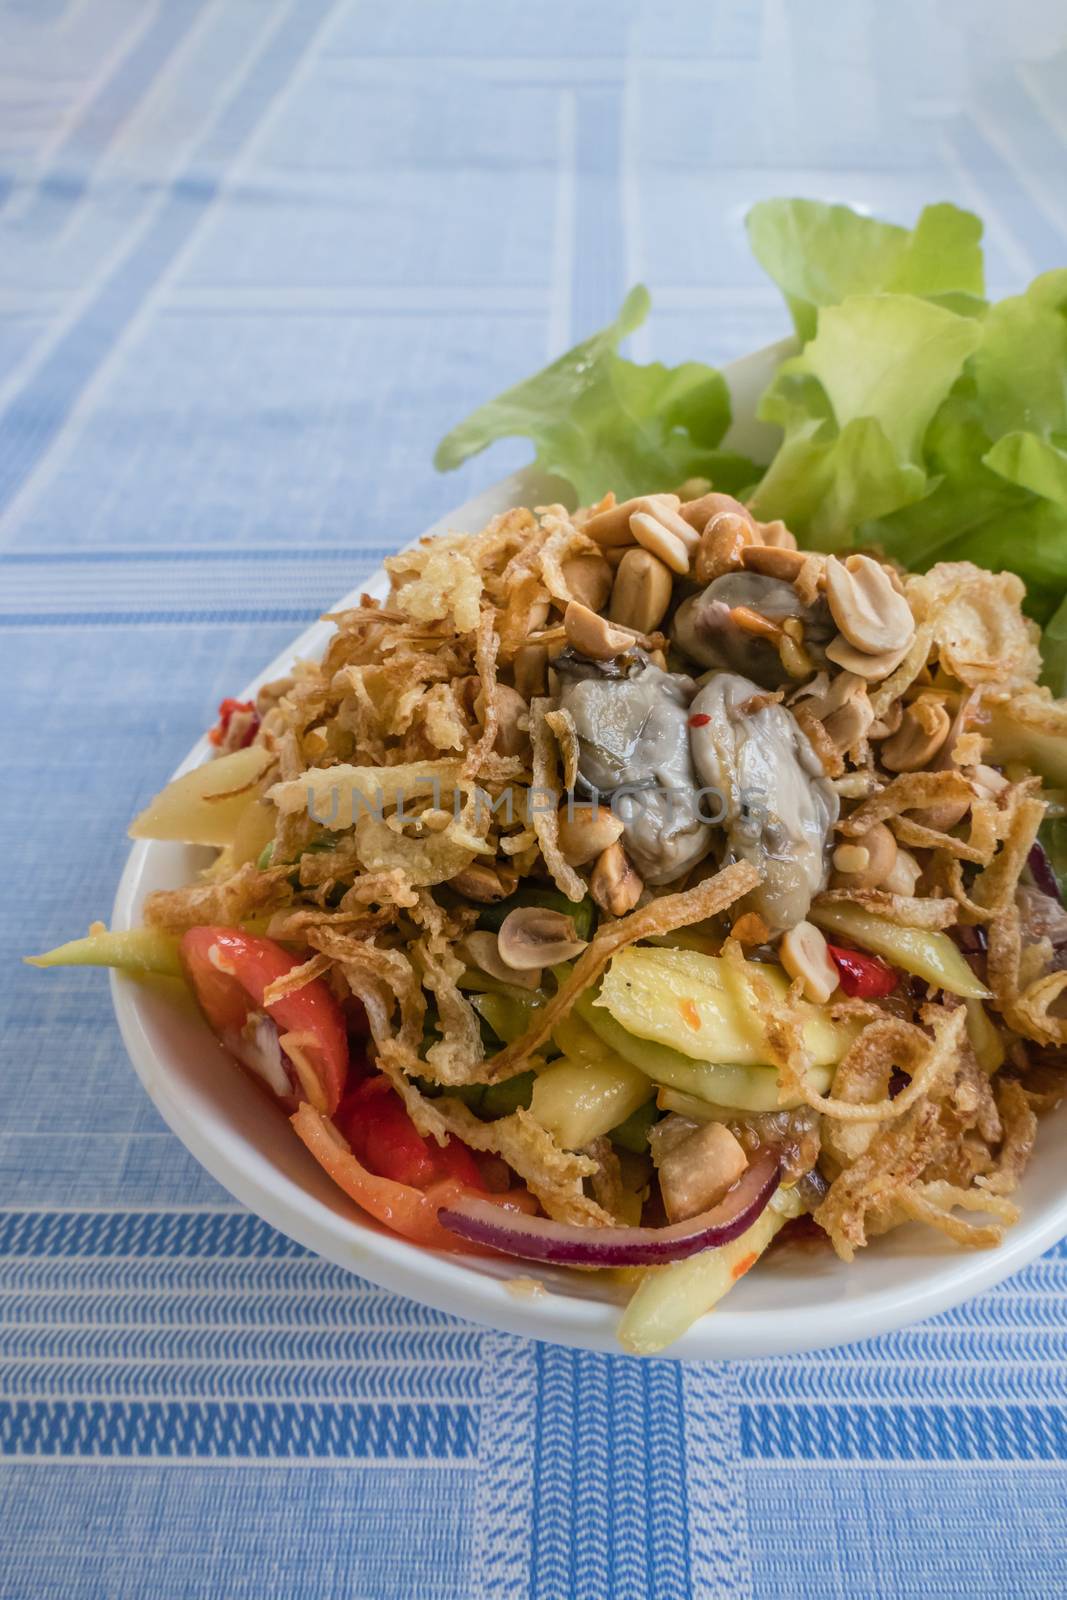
[779,920,839,1003]
[693,511,752,583]
[831,822,898,889]
[450,862,518,902]
[497,906,588,969]
[868,699,904,740]
[881,847,923,897]
[493,684,530,757]
[757,519,798,549]
[590,841,643,916]
[637,496,700,550]
[562,552,613,613]
[833,843,872,876]
[526,596,551,633]
[825,633,911,681]
[678,491,758,535]
[658,1122,748,1223]
[555,803,625,866]
[881,697,951,772]
[629,510,691,574]
[563,601,637,660]
[910,794,972,832]
[585,492,680,548]
[608,547,674,633]
[460,930,541,989]
[513,643,548,699]
[824,554,916,658]
[823,696,874,753]
[740,544,807,582]
[797,670,873,754]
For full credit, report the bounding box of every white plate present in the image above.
[111,339,1067,1359]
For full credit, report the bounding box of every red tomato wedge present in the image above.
[180,927,349,1115]
[335,1077,484,1191]
[291,1103,478,1252]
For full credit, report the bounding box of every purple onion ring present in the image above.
[1029,841,1062,905]
[439,1153,780,1267]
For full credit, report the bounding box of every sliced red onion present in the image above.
[438,1153,780,1267]
[952,924,988,957]
[1028,841,1062,905]
[222,1012,291,1100]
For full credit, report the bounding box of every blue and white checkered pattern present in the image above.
[3,4,1067,1595]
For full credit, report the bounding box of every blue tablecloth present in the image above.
[3,4,1067,1595]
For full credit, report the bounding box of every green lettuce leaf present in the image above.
[747,295,980,548]
[746,199,985,340]
[803,294,982,461]
[432,196,1067,646]
[867,275,1067,623]
[1041,593,1067,695]
[970,270,1067,519]
[862,381,1067,624]
[434,286,755,504]
[870,377,1028,567]
[985,432,1067,509]
[746,409,926,551]
[971,269,1067,439]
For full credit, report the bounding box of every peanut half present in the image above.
[824,554,915,658]
[562,552,613,612]
[779,920,839,1004]
[585,492,680,548]
[629,510,691,575]
[590,841,643,916]
[563,601,637,661]
[608,548,674,634]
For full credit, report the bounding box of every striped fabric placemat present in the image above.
[3,2,1067,1594]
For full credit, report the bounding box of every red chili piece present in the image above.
[209,696,260,748]
[826,943,898,998]
[688,713,711,728]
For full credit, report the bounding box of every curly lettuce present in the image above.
[434,287,756,505]
[745,198,986,338]
[434,197,1067,656]
[746,295,981,548]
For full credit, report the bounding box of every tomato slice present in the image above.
[335,1076,484,1191]
[291,1103,478,1251]
[181,927,349,1114]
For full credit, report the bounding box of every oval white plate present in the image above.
[111,339,1067,1359]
